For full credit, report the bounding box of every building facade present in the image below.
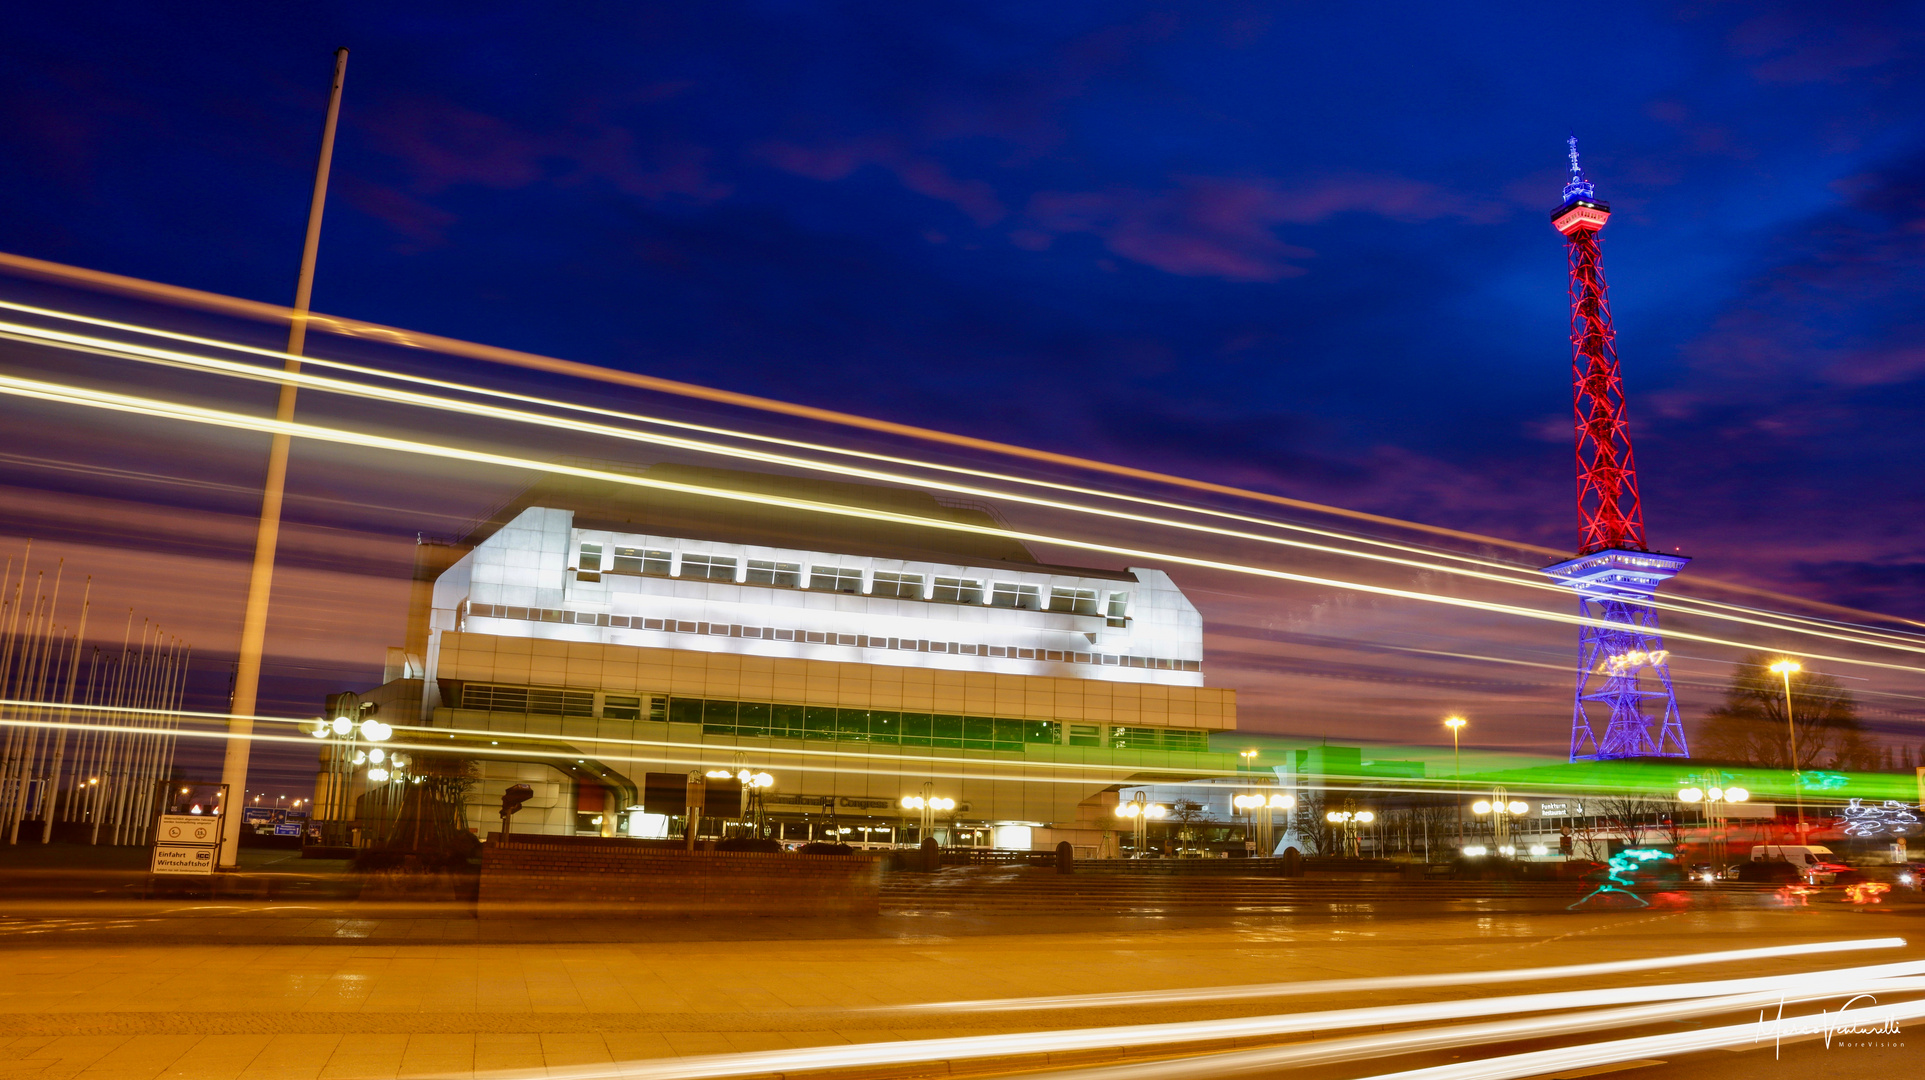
[337,466,1243,853]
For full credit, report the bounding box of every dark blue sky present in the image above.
[4,3,1924,769]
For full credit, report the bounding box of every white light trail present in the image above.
[2,368,1923,676]
[479,958,1925,1080]
[0,248,1575,556]
[6,306,1919,657]
[890,937,1905,1012]
[4,248,1915,638]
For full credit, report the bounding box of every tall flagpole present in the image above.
[219,47,349,867]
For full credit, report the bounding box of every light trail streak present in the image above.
[1343,994,1925,1080]
[488,959,1925,1080]
[0,248,1566,554]
[0,299,1561,579]
[3,250,1914,635]
[0,701,1269,788]
[1001,984,1925,1080]
[8,304,1921,657]
[890,937,1905,1012]
[0,315,1585,596]
[0,701,1901,806]
[3,369,1924,677]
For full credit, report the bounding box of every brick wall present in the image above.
[478,834,881,917]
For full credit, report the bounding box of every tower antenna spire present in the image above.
[1541,137,1689,762]
[1563,134,1594,202]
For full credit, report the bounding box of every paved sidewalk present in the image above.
[0,905,1915,1079]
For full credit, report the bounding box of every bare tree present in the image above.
[1697,654,1864,769]
[1595,793,1663,849]
[1292,790,1332,856]
[1568,814,1610,862]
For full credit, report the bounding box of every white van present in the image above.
[1750,845,1846,883]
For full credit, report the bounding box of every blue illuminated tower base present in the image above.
[1543,548,1691,760]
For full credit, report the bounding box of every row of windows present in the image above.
[460,603,1203,672]
[671,697,1210,752]
[575,543,1127,624]
[449,684,1213,753]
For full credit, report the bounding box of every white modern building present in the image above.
[337,464,1243,853]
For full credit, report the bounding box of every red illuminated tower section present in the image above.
[1541,138,1689,761]
[1559,175,1644,554]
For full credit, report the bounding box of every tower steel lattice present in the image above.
[1542,138,1689,761]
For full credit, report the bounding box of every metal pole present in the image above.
[1452,727,1462,848]
[42,581,89,841]
[220,46,349,867]
[1781,668,1804,843]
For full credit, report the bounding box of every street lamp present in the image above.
[1233,791,1296,857]
[1444,716,1466,847]
[1115,792,1167,856]
[1679,777,1750,878]
[1471,787,1530,856]
[1767,659,1805,842]
[901,784,956,845]
[1325,803,1374,858]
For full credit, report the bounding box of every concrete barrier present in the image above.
[478,834,881,918]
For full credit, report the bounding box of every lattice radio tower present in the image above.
[1542,137,1689,761]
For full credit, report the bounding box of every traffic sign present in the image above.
[155,814,219,846]
[151,845,216,875]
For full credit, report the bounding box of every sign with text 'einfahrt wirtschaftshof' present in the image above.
[151,845,216,875]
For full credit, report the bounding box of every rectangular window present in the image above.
[868,711,901,744]
[1024,721,1060,744]
[990,583,1042,610]
[1068,724,1102,747]
[835,708,871,741]
[1109,726,1208,752]
[932,577,983,604]
[809,565,863,593]
[870,571,924,599]
[461,684,594,717]
[680,553,739,581]
[963,716,996,748]
[736,702,770,737]
[770,704,805,739]
[701,699,738,735]
[900,713,933,744]
[804,706,837,738]
[667,698,703,726]
[1107,591,1131,628]
[1048,587,1100,615]
[746,559,803,587]
[577,543,602,582]
[932,714,965,748]
[992,719,1026,750]
[602,694,641,720]
[612,547,672,576]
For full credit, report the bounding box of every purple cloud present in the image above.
[758,138,1007,226]
[1022,174,1497,282]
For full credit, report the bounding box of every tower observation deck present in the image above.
[1543,138,1689,760]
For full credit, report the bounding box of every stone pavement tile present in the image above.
[395,1057,472,1080]
[400,1035,473,1063]
[69,1035,197,1078]
[535,1034,611,1069]
[317,1060,401,1080]
[594,1033,672,1063]
[656,1032,737,1057]
[20,1036,133,1072]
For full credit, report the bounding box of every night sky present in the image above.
[4,3,1924,783]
